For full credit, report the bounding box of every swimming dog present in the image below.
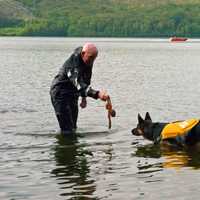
[132,112,200,146]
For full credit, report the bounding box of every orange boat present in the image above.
[170,36,188,42]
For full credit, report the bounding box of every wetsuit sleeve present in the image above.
[86,87,99,99]
[78,79,99,99]
[78,67,99,99]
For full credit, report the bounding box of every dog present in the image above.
[132,112,200,147]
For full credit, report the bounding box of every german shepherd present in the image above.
[132,112,200,147]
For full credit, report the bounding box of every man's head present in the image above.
[81,43,98,66]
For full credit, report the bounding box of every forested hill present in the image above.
[1,0,200,37]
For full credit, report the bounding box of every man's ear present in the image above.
[145,112,152,121]
[138,113,144,124]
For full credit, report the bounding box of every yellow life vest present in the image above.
[161,119,199,140]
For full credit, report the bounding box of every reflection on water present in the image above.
[133,143,200,171]
[51,135,97,199]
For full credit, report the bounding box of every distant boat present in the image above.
[170,37,188,42]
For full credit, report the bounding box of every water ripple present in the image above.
[1,37,200,200]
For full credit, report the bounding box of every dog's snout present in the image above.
[132,128,142,136]
[132,128,136,135]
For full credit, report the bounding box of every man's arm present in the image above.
[86,87,108,101]
[78,66,108,100]
[86,87,99,99]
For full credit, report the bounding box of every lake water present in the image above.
[1,37,200,200]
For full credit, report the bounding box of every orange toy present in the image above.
[105,96,116,129]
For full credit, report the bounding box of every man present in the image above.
[50,43,109,135]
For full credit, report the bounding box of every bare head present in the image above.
[81,43,98,66]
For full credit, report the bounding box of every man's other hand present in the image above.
[80,97,87,108]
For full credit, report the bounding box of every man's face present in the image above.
[81,51,98,66]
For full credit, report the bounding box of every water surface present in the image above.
[1,37,200,199]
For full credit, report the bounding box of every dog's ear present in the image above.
[138,113,144,124]
[145,112,152,121]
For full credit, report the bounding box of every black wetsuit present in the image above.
[50,47,99,134]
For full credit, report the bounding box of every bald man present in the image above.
[50,43,108,135]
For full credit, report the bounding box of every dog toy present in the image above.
[105,96,116,129]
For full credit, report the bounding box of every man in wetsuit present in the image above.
[50,43,109,135]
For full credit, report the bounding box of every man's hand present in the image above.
[80,97,87,108]
[98,90,109,101]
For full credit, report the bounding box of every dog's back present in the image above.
[184,122,200,145]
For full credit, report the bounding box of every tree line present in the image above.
[1,2,200,37]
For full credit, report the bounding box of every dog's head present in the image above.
[132,112,153,140]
